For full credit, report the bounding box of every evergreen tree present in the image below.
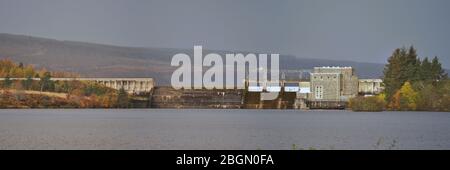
[22,75,33,90]
[383,46,426,103]
[3,74,12,88]
[430,56,448,81]
[383,48,407,102]
[39,72,52,92]
[405,46,421,82]
[419,57,432,81]
[117,87,129,108]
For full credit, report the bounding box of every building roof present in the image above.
[313,66,353,69]
[358,79,382,83]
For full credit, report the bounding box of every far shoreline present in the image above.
[1,108,449,112]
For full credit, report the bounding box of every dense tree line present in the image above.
[0,59,129,108]
[383,46,449,111]
[349,96,385,112]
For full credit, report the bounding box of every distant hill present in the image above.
[0,33,386,85]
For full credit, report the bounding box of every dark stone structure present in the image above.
[151,87,243,109]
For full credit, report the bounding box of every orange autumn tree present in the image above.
[390,91,401,110]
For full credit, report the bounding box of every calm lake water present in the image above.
[0,109,449,150]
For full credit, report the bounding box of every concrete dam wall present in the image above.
[130,87,345,109]
[243,91,297,109]
[151,87,243,109]
[149,87,299,109]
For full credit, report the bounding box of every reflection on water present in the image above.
[0,109,449,150]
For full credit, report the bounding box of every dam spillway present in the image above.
[150,87,243,109]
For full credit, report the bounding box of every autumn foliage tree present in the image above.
[383,46,419,103]
[383,46,448,111]
[1,59,121,108]
[389,82,418,110]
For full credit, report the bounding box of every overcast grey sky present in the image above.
[0,0,449,68]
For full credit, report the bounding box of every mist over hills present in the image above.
[0,33,386,85]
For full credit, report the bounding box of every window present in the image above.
[315,85,323,99]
